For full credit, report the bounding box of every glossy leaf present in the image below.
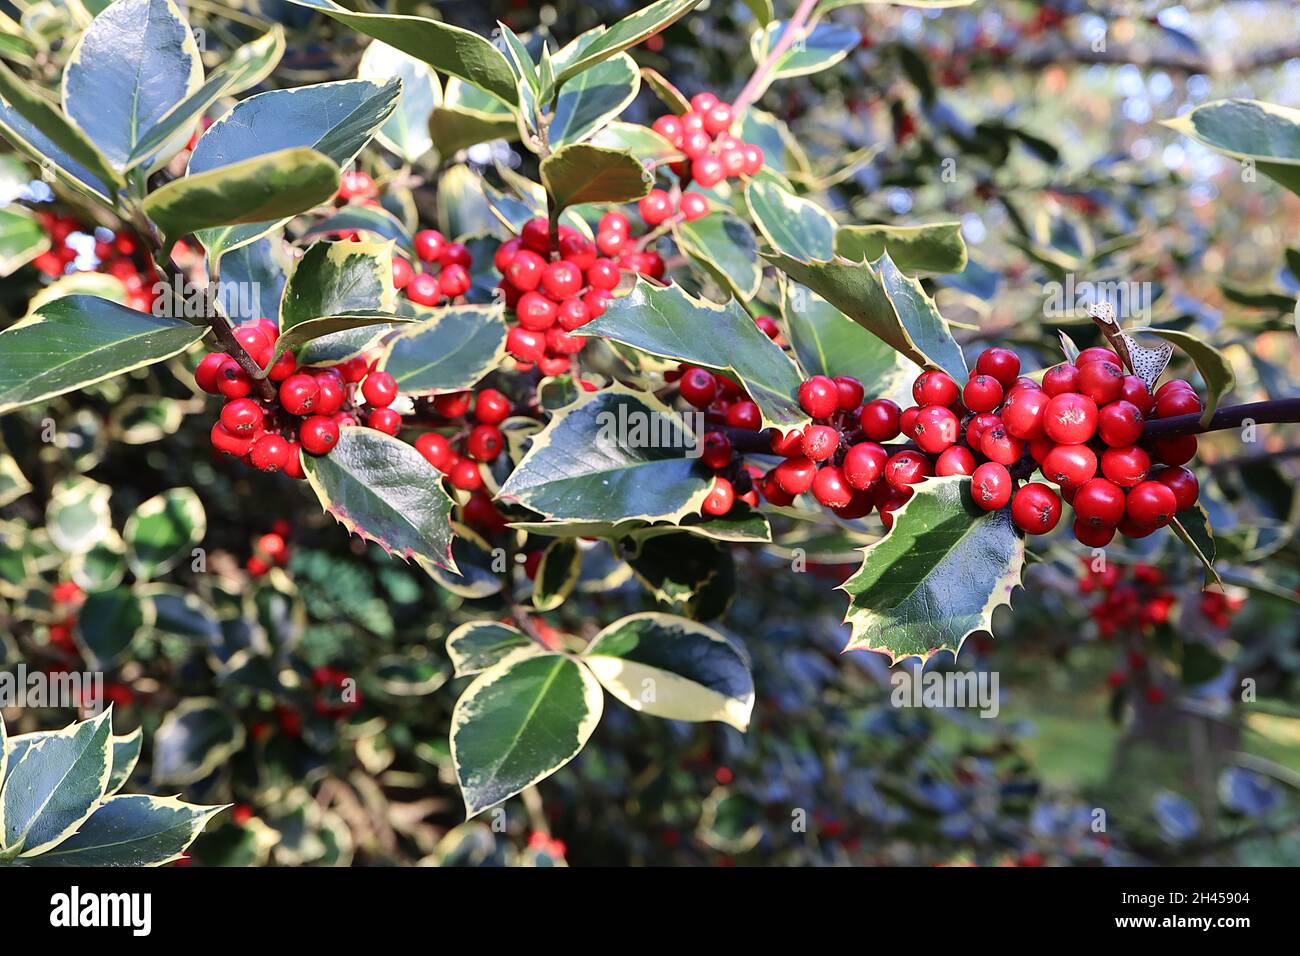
[550,53,639,148]
[26,795,222,867]
[583,612,754,730]
[302,426,456,574]
[0,296,207,416]
[835,221,968,275]
[379,304,507,395]
[840,476,1024,663]
[1165,99,1300,197]
[280,239,397,333]
[541,143,652,211]
[555,0,704,85]
[75,587,148,668]
[451,652,603,817]
[286,0,517,105]
[745,178,835,259]
[750,20,859,82]
[62,0,202,171]
[626,532,735,620]
[532,538,581,611]
[674,212,762,299]
[123,487,206,579]
[498,386,713,522]
[763,250,968,380]
[358,40,441,163]
[445,621,537,677]
[144,147,340,249]
[584,280,808,428]
[151,699,243,786]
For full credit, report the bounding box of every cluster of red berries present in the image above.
[650,92,765,188]
[246,521,292,577]
[409,387,512,521]
[392,229,473,306]
[527,830,568,859]
[638,187,710,225]
[495,215,661,375]
[752,346,1204,541]
[196,321,402,476]
[30,212,159,312]
[1081,559,1244,639]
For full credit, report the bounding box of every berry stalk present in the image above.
[732,0,820,117]
[1141,398,1300,439]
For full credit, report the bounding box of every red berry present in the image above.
[1126,480,1177,529]
[692,156,725,188]
[703,102,734,135]
[1151,434,1197,466]
[391,256,413,290]
[651,114,683,143]
[440,242,471,269]
[1153,465,1198,512]
[914,405,960,454]
[415,432,452,470]
[368,407,402,435]
[506,250,546,291]
[450,459,483,491]
[970,462,1012,510]
[338,170,375,201]
[434,391,472,418]
[935,445,976,476]
[1073,518,1116,547]
[800,424,840,462]
[843,441,888,489]
[859,399,901,441]
[314,375,345,415]
[467,424,504,461]
[1041,443,1097,489]
[586,259,620,291]
[540,261,583,300]
[1011,483,1062,534]
[769,428,804,458]
[912,370,959,407]
[1120,375,1154,414]
[414,229,446,263]
[1075,347,1118,368]
[1076,359,1124,405]
[217,361,252,399]
[833,376,865,411]
[279,373,319,415]
[1100,445,1150,487]
[1043,393,1098,444]
[980,423,1024,466]
[438,264,471,298]
[885,450,932,491]
[638,189,673,225]
[798,375,840,419]
[1073,478,1125,527]
[195,352,229,393]
[407,272,441,306]
[210,422,254,456]
[962,374,1003,413]
[299,415,340,455]
[975,347,1021,388]
[361,371,398,408]
[726,401,761,431]
[517,291,559,331]
[703,476,736,516]
[1118,514,1156,538]
[679,367,719,408]
[694,431,730,471]
[775,456,817,495]
[506,326,546,363]
[812,465,853,508]
[1155,386,1202,418]
[688,93,717,113]
[965,412,1001,449]
[1042,363,1079,396]
[1097,400,1144,447]
[220,398,263,436]
[679,192,709,221]
[1001,387,1050,439]
[473,388,510,425]
[249,434,291,472]
[900,406,920,438]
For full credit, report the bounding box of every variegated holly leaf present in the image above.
[834,221,968,275]
[590,120,683,165]
[511,508,772,544]
[745,178,835,259]
[533,538,581,611]
[555,0,704,84]
[2,710,112,856]
[496,386,712,523]
[0,296,208,416]
[451,652,603,817]
[286,0,518,105]
[763,249,968,380]
[144,147,340,250]
[61,0,203,172]
[1164,99,1300,198]
[550,53,639,148]
[4,727,142,797]
[445,621,539,677]
[301,205,414,257]
[0,205,50,277]
[840,476,1024,663]
[379,304,507,395]
[626,532,735,621]
[1129,327,1235,426]
[188,78,401,263]
[582,612,753,730]
[45,476,112,554]
[302,426,456,573]
[75,586,149,669]
[358,40,441,163]
[280,239,398,332]
[123,487,206,579]
[674,212,762,299]
[540,143,652,211]
[25,795,224,867]
[151,698,243,786]
[582,280,808,429]
[781,280,917,403]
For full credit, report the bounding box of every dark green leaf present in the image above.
[26,795,222,867]
[835,222,968,275]
[674,212,762,299]
[151,699,243,786]
[532,538,581,610]
[550,53,639,148]
[745,178,835,259]
[445,621,537,677]
[540,143,652,211]
[75,587,147,668]
[379,304,507,395]
[1165,99,1300,197]
[555,0,704,85]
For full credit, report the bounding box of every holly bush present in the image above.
[1,0,1299,867]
